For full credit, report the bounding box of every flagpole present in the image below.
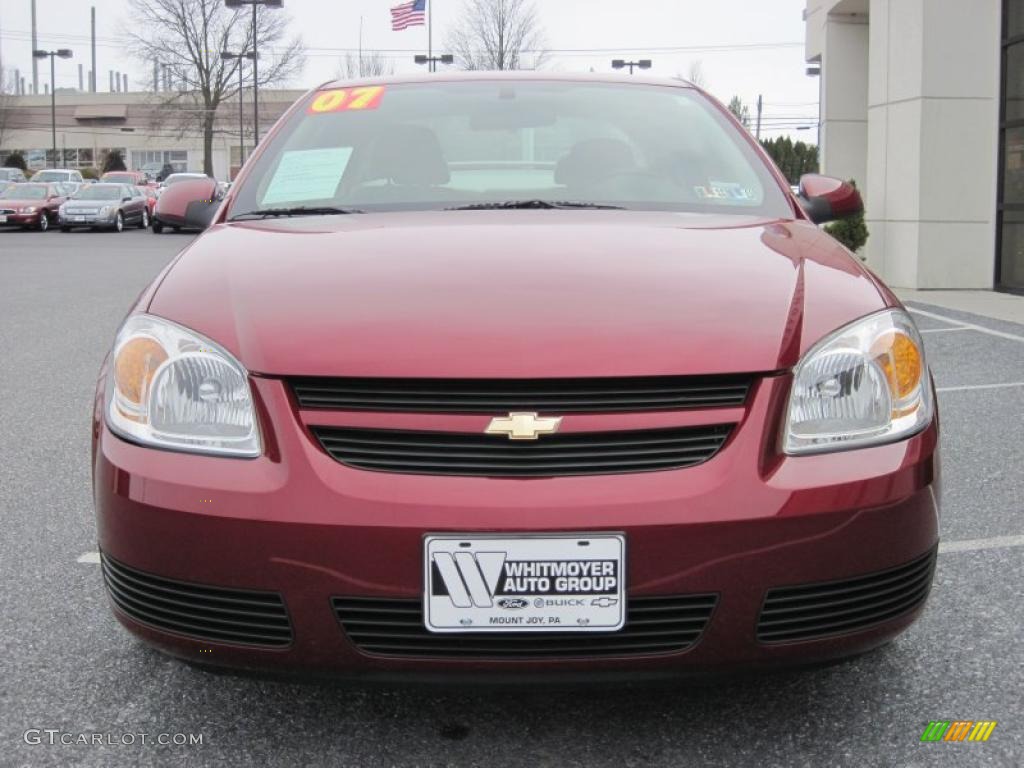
[427,0,433,72]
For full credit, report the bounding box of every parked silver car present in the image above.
[59,184,150,232]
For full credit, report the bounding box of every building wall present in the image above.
[0,90,305,182]
[806,0,1003,289]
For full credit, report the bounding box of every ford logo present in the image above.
[497,598,529,610]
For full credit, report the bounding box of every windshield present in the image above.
[1,184,47,199]
[166,174,205,185]
[74,185,125,200]
[229,80,791,218]
[31,171,67,182]
[103,173,135,184]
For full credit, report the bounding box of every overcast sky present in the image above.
[0,0,820,137]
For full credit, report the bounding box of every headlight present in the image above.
[783,309,933,454]
[106,314,261,457]
[22,206,37,214]
[98,205,113,216]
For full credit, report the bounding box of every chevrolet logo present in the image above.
[485,412,563,440]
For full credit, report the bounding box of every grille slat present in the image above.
[757,549,936,644]
[291,375,753,414]
[333,595,717,658]
[101,554,292,648]
[312,425,733,477]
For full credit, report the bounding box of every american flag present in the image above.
[391,0,426,31]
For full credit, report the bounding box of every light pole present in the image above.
[221,50,255,174]
[33,48,73,167]
[611,59,652,75]
[414,54,453,71]
[225,0,282,146]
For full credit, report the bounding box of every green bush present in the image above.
[824,180,869,254]
[80,167,100,180]
[3,151,28,171]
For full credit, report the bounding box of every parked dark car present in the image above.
[59,183,150,232]
[0,182,67,230]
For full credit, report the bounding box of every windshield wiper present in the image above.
[446,199,626,211]
[230,205,364,221]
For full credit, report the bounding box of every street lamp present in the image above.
[225,0,283,146]
[222,50,256,174]
[611,59,651,75]
[33,48,73,167]
[414,54,453,72]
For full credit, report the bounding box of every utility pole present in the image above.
[31,0,39,93]
[755,94,763,140]
[91,7,97,92]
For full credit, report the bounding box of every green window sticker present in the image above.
[261,147,353,206]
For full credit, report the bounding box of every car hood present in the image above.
[147,211,893,378]
[0,198,50,207]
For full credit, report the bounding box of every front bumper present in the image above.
[61,211,117,227]
[0,211,41,226]
[92,374,940,679]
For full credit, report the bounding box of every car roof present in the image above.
[319,70,698,91]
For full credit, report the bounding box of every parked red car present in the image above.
[0,182,66,230]
[93,74,939,681]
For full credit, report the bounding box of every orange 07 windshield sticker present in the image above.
[308,86,385,114]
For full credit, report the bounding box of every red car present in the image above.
[0,182,67,231]
[92,74,939,680]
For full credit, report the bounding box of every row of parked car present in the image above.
[0,167,224,234]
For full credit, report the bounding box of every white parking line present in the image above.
[919,327,971,334]
[77,551,101,564]
[908,307,1024,343]
[939,535,1024,554]
[936,382,1024,393]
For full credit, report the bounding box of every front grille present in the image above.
[756,548,937,644]
[290,374,753,414]
[312,424,733,477]
[333,595,717,658]
[101,553,293,647]
[0,208,15,215]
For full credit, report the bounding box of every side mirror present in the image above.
[797,174,863,224]
[171,178,221,231]
[122,196,132,202]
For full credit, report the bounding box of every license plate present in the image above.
[72,216,86,222]
[424,534,626,633]
[0,215,6,223]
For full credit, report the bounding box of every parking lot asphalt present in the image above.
[1,228,1021,767]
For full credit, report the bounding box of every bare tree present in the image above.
[337,52,394,80]
[728,96,751,129]
[125,0,304,176]
[685,60,707,89]
[0,63,17,153]
[447,0,548,71]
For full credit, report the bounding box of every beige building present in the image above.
[805,0,1022,292]
[0,89,305,182]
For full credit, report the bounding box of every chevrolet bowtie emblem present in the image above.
[485,412,563,440]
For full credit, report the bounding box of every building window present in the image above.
[130,150,188,173]
[998,0,1024,291]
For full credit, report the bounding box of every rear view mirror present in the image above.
[797,174,863,224]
